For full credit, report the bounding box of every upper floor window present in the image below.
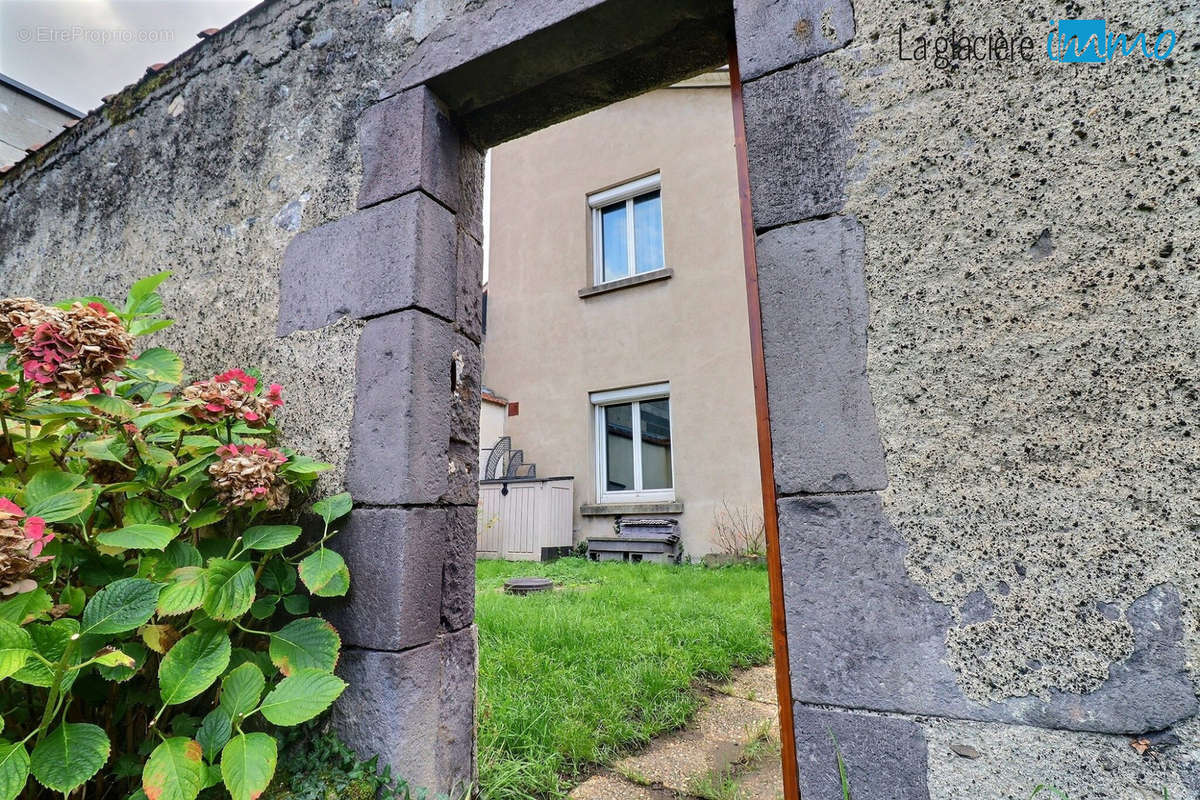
[588,174,664,285]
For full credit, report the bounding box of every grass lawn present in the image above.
[475,558,773,800]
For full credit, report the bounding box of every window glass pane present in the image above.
[600,203,628,282]
[604,403,635,492]
[639,398,672,490]
[633,191,663,274]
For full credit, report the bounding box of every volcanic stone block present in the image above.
[441,439,479,506]
[457,144,486,245]
[436,625,478,788]
[357,86,462,212]
[450,331,481,447]
[387,0,608,94]
[755,216,887,494]
[778,493,1198,734]
[334,627,476,795]
[455,224,484,343]
[325,507,448,651]
[441,505,476,632]
[793,705,930,800]
[734,0,855,82]
[384,0,733,146]
[346,311,453,505]
[277,193,456,334]
[742,58,856,226]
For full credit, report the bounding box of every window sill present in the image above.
[580,501,683,516]
[578,267,673,299]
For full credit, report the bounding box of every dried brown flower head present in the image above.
[0,498,53,596]
[209,442,290,510]
[182,369,283,428]
[10,301,134,392]
[0,297,43,344]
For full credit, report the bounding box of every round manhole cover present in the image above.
[504,577,554,595]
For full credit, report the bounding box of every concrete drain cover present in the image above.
[504,577,554,595]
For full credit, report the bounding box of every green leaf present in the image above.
[281,456,331,476]
[248,597,277,620]
[129,271,173,305]
[130,318,175,337]
[258,669,347,726]
[123,497,161,525]
[159,631,231,706]
[81,437,127,465]
[81,578,162,635]
[24,489,92,522]
[164,540,202,569]
[0,740,29,800]
[0,590,51,626]
[260,560,295,595]
[298,550,349,598]
[195,709,232,762]
[97,642,147,683]
[132,406,188,429]
[184,504,225,529]
[202,765,222,790]
[0,622,31,680]
[142,445,178,468]
[219,662,265,718]
[58,585,85,615]
[96,523,178,551]
[282,595,309,616]
[203,560,255,621]
[23,470,85,506]
[13,620,79,688]
[268,618,340,677]
[88,394,136,420]
[142,737,204,800]
[127,348,183,384]
[158,567,207,617]
[240,525,301,551]
[93,648,136,669]
[316,567,349,597]
[220,734,276,800]
[12,405,85,423]
[30,723,109,793]
[311,493,352,526]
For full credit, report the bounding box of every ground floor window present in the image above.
[591,382,673,503]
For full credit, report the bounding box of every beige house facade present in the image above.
[482,72,763,558]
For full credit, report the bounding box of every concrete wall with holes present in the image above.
[739,0,1199,795]
[1,0,1196,796]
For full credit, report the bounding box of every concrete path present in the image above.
[569,665,785,800]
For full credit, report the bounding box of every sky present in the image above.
[0,0,261,113]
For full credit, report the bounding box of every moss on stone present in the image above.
[103,65,177,125]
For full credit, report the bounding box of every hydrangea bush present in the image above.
[0,274,353,800]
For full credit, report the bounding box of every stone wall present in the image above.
[738,0,1199,795]
[0,0,483,793]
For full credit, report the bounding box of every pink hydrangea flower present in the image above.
[23,516,52,557]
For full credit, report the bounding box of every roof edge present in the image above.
[0,72,85,118]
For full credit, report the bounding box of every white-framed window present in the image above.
[588,173,665,285]
[590,382,674,503]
